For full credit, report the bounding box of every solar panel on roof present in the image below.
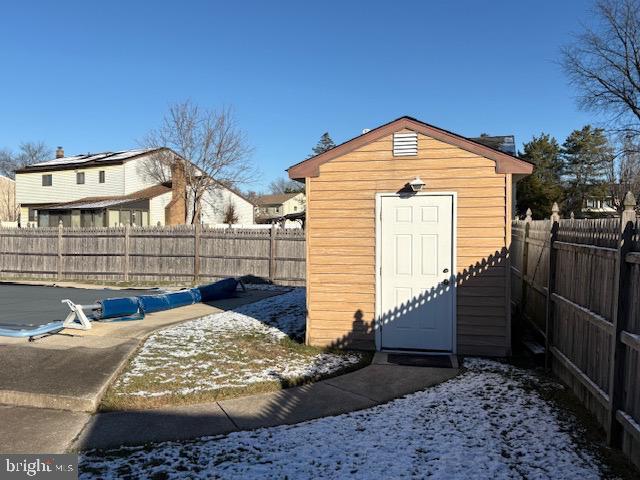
[25,148,157,168]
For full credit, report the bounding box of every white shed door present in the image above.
[379,195,454,351]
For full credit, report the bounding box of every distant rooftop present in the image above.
[254,193,302,206]
[26,148,158,169]
[43,184,172,210]
[469,135,516,155]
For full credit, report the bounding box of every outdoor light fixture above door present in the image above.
[409,176,426,192]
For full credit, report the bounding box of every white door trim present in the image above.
[374,192,457,353]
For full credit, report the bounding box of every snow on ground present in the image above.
[242,283,292,292]
[112,288,362,398]
[82,358,605,479]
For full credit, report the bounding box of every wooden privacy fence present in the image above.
[0,224,306,286]
[511,192,640,468]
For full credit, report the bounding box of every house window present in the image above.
[119,210,131,226]
[81,209,106,227]
[42,174,52,186]
[28,208,38,222]
[38,210,49,227]
[76,172,85,184]
[99,171,105,183]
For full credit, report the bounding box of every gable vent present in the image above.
[393,132,418,156]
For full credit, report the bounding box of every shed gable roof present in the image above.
[287,116,533,180]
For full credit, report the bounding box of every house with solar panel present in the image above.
[14,147,254,228]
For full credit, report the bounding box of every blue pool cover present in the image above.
[198,278,238,302]
[0,321,65,338]
[98,279,238,320]
[0,278,240,337]
[136,293,170,314]
[97,296,144,321]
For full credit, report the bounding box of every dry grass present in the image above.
[100,333,370,412]
[100,288,369,411]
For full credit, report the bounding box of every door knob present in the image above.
[442,279,450,286]
[443,268,449,273]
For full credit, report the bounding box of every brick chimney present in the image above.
[55,146,64,159]
[164,160,187,225]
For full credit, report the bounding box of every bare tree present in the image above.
[611,134,640,205]
[140,101,256,224]
[0,149,13,179]
[0,177,18,222]
[0,141,51,179]
[268,176,304,194]
[562,0,640,138]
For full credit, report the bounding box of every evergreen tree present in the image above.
[309,132,336,157]
[561,126,614,215]
[516,133,564,219]
[222,203,239,225]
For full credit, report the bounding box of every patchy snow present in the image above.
[242,283,292,292]
[81,358,605,479]
[111,288,361,398]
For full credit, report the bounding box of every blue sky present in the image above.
[0,1,602,191]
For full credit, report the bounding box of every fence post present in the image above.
[269,224,277,283]
[520,208,532,312]
[57,220,63,281]
[0,227,4,276]
[607,191,637,446]
[544,203,560,370]
[123,224,130,283]
[194,223,201,284]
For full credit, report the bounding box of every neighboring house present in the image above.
[470,135,516,155]
[288,116,533,355]
[0,175,18,223]
[15,147,254,227]
[254,193,305,222]
[582,196,618,216]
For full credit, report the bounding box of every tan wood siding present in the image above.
[305,132,509,354]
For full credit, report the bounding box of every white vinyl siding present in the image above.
[281,194,305,215]
[16,164,125,204]
[149,191,173,226]
[123,158,162,194]
[199,188,254,225]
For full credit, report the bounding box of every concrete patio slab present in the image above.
[0,341,137,411]
[0,405,89,454]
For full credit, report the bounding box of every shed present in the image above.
[288,116,533,356]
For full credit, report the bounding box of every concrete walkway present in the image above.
[73,356,458,451]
